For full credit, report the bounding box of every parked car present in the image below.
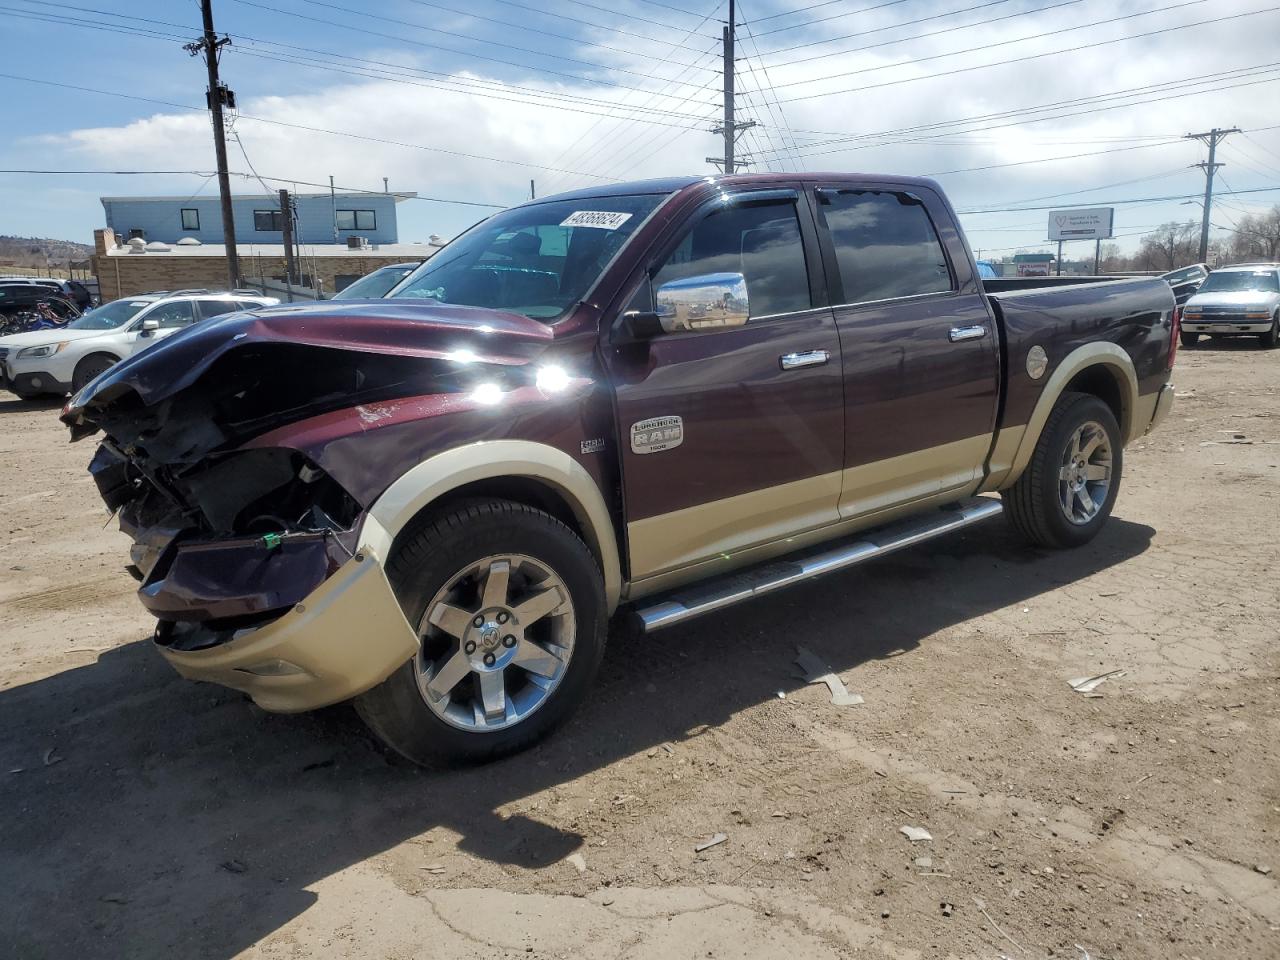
[1,291,277,398]
[0,286,81,334]
[0,277,93,310]
[63,174,1176,765]
[1179,263,1280,348]
[331,262,423,300]
[1160,263,1209,306]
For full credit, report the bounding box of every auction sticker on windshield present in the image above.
[560,211,633,230]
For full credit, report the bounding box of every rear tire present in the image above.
[355,499,606,767]
[72,353,119,392]
[1003,392,1122,549]
[1179,331,1199,348]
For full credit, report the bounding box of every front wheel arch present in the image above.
[72,352,122,391]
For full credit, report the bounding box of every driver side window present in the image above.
[652,198,811,320]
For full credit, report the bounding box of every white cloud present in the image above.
[26,0,1280,253]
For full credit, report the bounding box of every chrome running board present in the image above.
[633,496,1003,633]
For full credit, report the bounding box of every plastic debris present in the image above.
[900,825,932,842]
[940,901,955,918]
[695,833,728,853]
[794,646,864,706]
[220,859,247,874]
[421,864,446,875]
[914,856,933,869]
[566,852,587,873]
[42,748,63,767]
[1069,670,1126,695]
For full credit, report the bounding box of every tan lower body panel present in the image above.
[627,471,843,580]
[159,548,418,713]
[837,434,990,519]
[627,434,992,590]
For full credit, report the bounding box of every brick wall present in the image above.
[91,239,418,301]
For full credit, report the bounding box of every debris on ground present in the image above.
[974,897,1025,953]
[914,856,933,869]
[694,833,728,853]
[794,646,864,706]
[566,853,587,873]
[219,859,246,874]
[42,747,62,767]
[900,825,932,842]
[99,894,129,905]
[421,864,446,875]
[1255,864,1272,875]
[940,901,955,918]
[1069,670,1126,695]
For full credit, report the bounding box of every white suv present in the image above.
[0,291,278,399]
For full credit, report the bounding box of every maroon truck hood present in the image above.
[63,300,554,415]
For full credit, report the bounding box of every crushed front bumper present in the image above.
[155,548,418,712]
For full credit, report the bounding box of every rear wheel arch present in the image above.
[1003,344,1139,488]
[363,441,623,612]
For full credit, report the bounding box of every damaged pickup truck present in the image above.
[64,174,1177,765]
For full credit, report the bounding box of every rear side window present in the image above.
[143,300,196,329]
[818,189,953,305]
[196,298,241,320]
[653,198,810,319]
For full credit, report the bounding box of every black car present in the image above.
[0,278,93,310]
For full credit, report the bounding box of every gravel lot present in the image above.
[1,342,1277,960]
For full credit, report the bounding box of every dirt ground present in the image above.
[1,341,1277,960]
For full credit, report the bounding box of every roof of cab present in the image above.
[529,172,945,206]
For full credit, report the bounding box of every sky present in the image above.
[2,0,1279,260]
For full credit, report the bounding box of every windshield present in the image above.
[1162,265,1205,285]
[332,265,419,300]
[66,299,152,330]
[390,193,666,320]
[1197,270,1279,294]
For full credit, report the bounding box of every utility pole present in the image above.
[279,189,297,301]
[329,175,338,243]
[185,0,239,288]
[530,179,536,200]
[1185,127,1240,264]
[706,0,755,174]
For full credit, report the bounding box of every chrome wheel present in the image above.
[1058,420,1112,525]
[414,554,575,732]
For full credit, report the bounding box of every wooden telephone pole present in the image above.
[185,0,240,288]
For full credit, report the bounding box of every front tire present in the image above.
[1179,331,1199,349]
[72,353,119,392]
[1003,392,1122,549]
[1259,314,1279,349]
[355,499,606,766]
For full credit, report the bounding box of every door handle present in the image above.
[779,349,830,370]
[949,325,987,342]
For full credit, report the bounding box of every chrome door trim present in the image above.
[948,324,988,342]
[779,349,830,370]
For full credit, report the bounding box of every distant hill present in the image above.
[0,235,94,270]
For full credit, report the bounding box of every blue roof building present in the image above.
[100,190,417,246]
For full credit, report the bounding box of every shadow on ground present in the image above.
[0,516,1154,958]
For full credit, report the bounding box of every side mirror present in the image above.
[140,318,160,333]
[622,272,750,339]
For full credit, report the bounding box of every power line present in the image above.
[955,185,1280,215]
[922,139,1189,178]
[222,0,711,98]
[290,0,714,71]
[757,0,1084,67]
[753,62,1280,159]
[5,2,720,123]
[749,0,918,36]
[396,0,708,54]
[0,72,622,181]
[771,0,1223,92]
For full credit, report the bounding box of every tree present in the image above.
[1134,221,1199,271]
[1226,206,1280,262]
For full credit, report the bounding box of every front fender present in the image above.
[361,440,623,612]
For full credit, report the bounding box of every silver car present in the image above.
[1180,264,1280,348]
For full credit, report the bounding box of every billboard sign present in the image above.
[1048,207,1114,241]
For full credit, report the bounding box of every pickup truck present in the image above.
[62,174,1177,766]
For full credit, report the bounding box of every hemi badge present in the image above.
[630,416,684,455]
